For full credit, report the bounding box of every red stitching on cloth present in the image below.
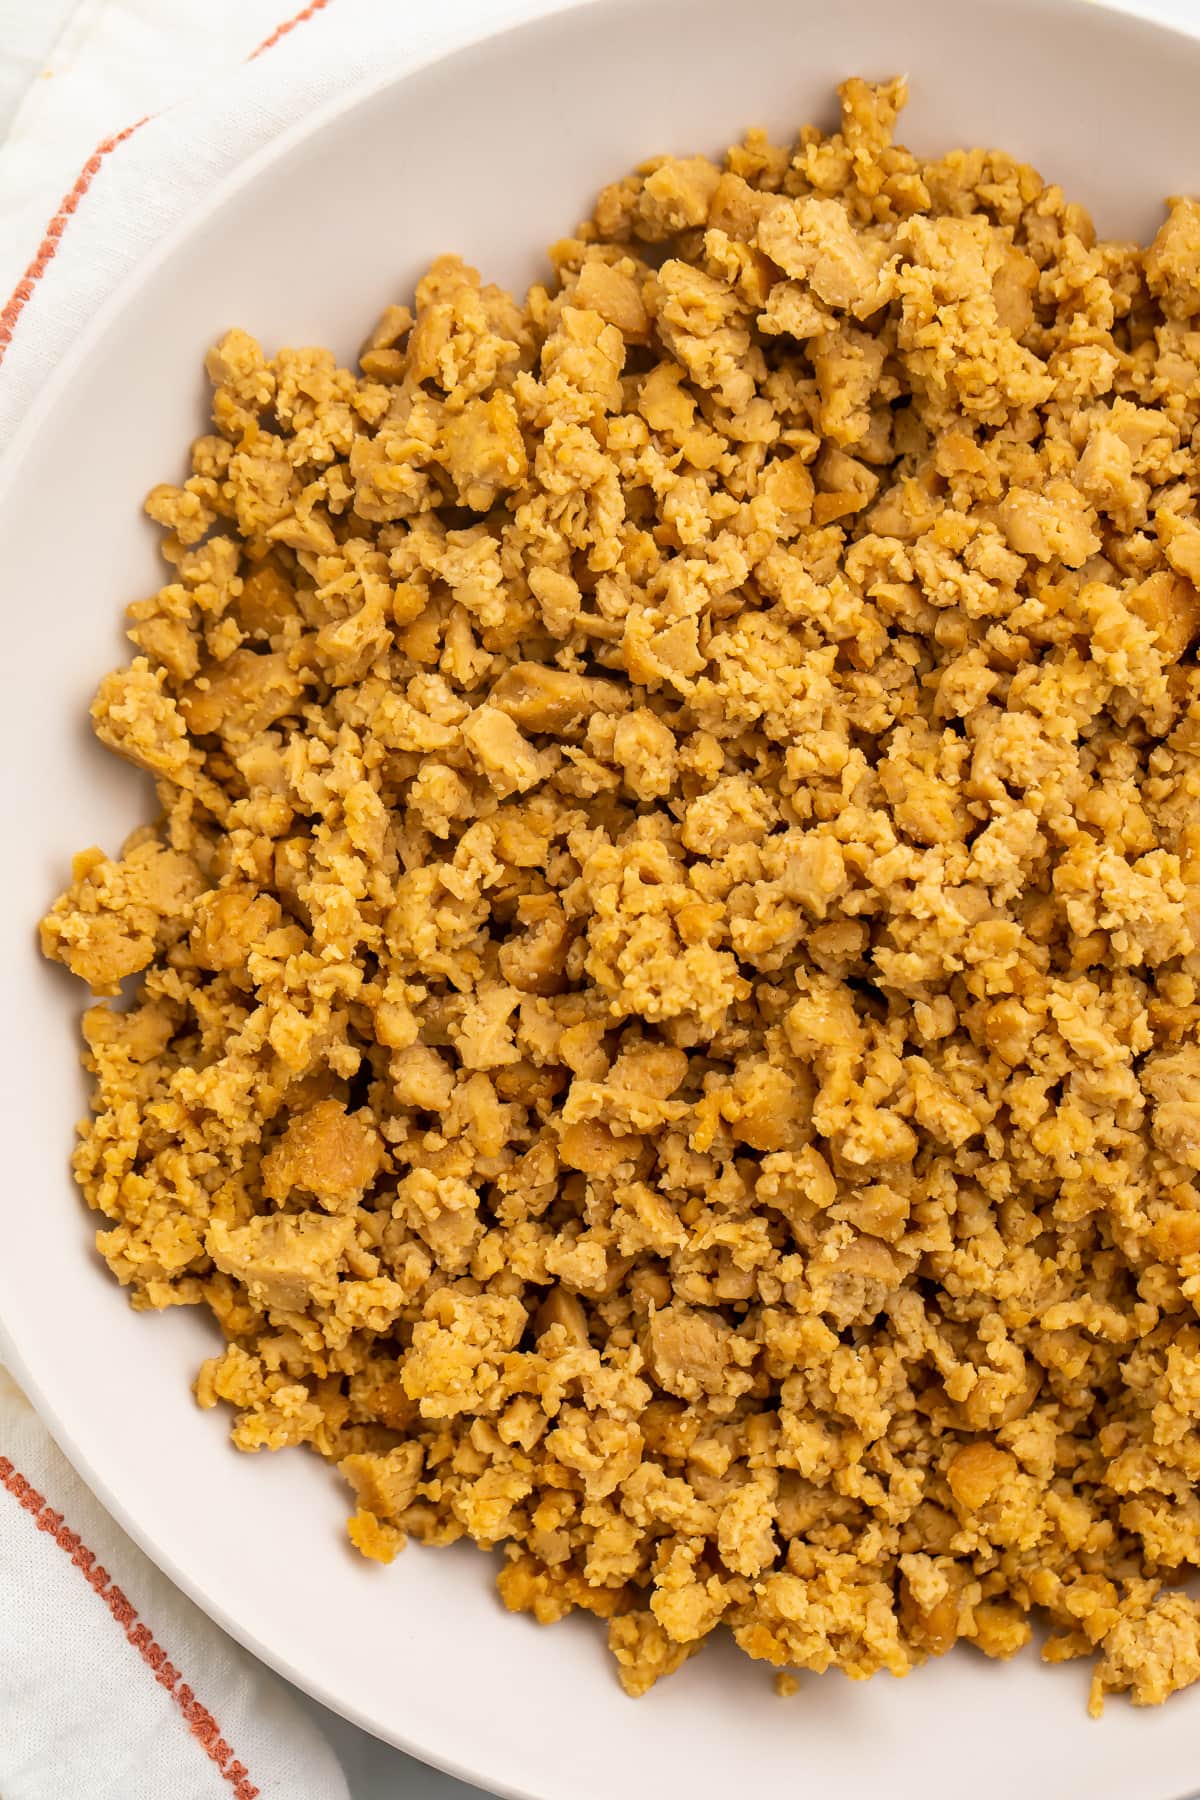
[0,119,149,367]
[0,0,336,369]
[250,0,332,59]
[0,1454,260,1799]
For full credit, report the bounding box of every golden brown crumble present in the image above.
[40,78,1200,1714]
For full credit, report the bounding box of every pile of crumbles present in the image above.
[40,78,1200,1714]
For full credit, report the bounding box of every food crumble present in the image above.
[40,79,1200,1714]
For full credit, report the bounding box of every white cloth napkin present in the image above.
[0,1368,351,1800]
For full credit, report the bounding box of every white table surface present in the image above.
[3,1,1200,1795]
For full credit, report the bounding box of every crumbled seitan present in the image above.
[41,78,1200,1713]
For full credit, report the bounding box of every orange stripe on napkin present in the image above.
[0,1454,260,1800]
[251,0,332,59]
[0,118,150,361]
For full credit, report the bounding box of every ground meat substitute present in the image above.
[40,78,1200,1713]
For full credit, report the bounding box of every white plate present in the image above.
[4,1,1200,1794]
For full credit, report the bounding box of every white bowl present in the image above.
[4,1,1200,1794]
